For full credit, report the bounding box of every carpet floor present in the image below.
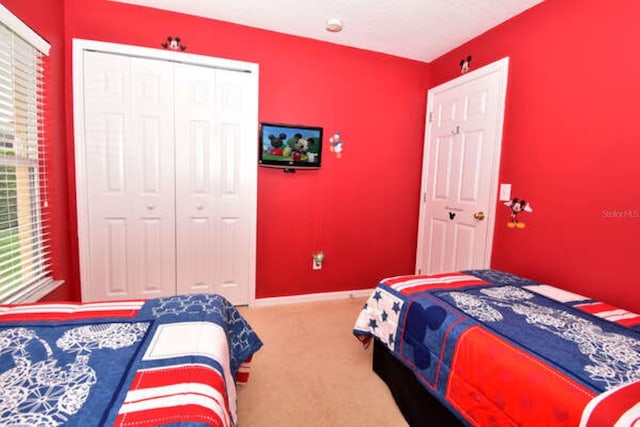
[236,297,408,426]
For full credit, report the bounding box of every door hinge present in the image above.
[423,192,427,202]
[428,112,433,123]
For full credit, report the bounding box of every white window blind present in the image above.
[0,6,52,303]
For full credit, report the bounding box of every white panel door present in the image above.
[416,58,509,275]
[175,64,257,305]
[81,52,177,301]
[75,40,258,305]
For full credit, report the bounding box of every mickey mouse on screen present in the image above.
[505,198,532,229]
[267,133,286,156]
[292,134,313,162]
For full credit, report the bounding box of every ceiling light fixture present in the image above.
[326,18,343,33]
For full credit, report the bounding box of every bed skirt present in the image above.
[372,339,464,427]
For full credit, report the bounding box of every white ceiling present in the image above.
[111,0,544,62]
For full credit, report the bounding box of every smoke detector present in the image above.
[326,18,343,32]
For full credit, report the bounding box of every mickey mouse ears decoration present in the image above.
[162,36,186,51]
[460,55,472,74]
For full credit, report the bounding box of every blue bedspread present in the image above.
[354,270,640,426]
[0,294,263,427]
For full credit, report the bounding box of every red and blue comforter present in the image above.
[353,270,640,426]
[0,294,263,427]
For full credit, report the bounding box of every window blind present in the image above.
[0,7,52,303]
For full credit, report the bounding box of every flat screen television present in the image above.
[258,122,323,170]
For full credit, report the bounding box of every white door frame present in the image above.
[416,57,509,273]
[72,39,259,304]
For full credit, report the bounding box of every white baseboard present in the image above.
[253,288,373,307]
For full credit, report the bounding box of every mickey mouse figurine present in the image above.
[504,197,532,229]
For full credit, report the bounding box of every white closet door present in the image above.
[81,51,177,301]
[174,64,257,305]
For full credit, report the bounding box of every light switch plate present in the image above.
[499,183,512,201]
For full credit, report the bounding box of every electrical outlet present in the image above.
[312,252,324,270]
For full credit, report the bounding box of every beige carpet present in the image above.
[236,297,408,426]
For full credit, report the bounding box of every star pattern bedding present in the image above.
[353,270,640,426]
[0,294,263,427]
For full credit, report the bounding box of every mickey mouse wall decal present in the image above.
[162,36,187,51]
[504,197,532,229]
[460,55,472,74]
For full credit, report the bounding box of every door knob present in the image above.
[474,211,486,221]
[147,204,154,210]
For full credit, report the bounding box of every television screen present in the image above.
[258,122,323,169]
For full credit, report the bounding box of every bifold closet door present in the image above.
[174,64,255,305]
[79,47,257,304]
[81,52,177,301]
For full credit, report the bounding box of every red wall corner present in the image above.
[429,0,640,312]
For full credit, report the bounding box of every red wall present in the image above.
[11,0,638,311]
[63,0,430,299]
[1,0,77,301]
[430,0,640,312]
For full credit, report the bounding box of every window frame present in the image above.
[0,4,60,303]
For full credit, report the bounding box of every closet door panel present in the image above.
[175,65,256,304]
[131,58,177,298]
[175,64,218,295]
[215,71,257,305]
[81,52,176,301]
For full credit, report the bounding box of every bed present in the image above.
[0,293,262,427]
[353,270,640,426]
